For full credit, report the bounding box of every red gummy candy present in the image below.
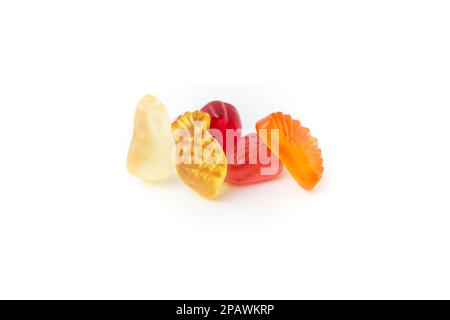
[226,133,283,185]
[200,101,242,155]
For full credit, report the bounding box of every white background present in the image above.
[0,0,449,299]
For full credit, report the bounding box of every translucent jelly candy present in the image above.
[256,112,323,190]
[200,101,242,155]
[226,133,284,185]
[127,95,174,181]
[171,111,227,199]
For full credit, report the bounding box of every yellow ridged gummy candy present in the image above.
[172,111,227,199]
[127,95,174,181]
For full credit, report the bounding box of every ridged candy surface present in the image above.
[256,112,323,190]
[172,111,227,199]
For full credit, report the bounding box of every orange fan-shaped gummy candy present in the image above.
[256,112,323,190]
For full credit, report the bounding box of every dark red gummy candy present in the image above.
[200,101,242,155]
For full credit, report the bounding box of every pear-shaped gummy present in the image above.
[127,95,174,181]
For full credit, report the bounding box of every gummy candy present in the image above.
[256,112,323,190]
[200,101,242,155]
[172,111,227,199]
[226,133,284,185]
[127,95,174,181]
